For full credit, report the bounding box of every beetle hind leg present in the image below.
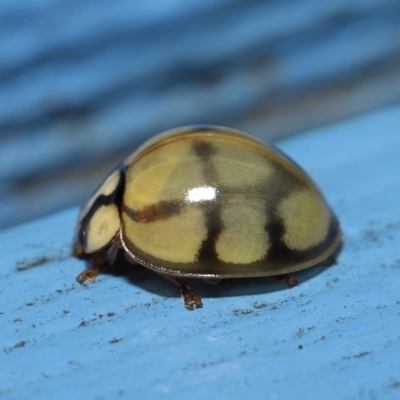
[274,273,298,287]
[157,273,203,310]
[177,278,203,310]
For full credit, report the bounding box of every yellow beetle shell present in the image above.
[74,126,342,279]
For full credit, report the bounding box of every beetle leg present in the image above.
[203,278,221,284]
[156,274,203,310]
[320,255,337,266]
[320,248,341,266]
[274,274,298,287]
[321,238,343,266]
[76,264,106,283]
[76,243,118,283]
[178,278,203,310]
[76,250,108,283]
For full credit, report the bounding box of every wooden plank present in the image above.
[1,0,400,228]
[1,105,400,399]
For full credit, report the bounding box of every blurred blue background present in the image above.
[1,0,400,229]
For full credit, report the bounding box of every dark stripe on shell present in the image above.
[192,140,217,159]
[267,212,341,267]
[191,140,223,263]
[119,135,343,277]
[121,215,341,278]
[260,162,341,270]
[259,162,305,267]
[196,204,224,262]
[122,200,185,223]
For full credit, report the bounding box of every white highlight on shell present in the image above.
[186,186,217,203]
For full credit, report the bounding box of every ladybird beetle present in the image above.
[73,126,342,310]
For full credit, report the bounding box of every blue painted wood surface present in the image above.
[1,0,400,229]
[1,105,400,399]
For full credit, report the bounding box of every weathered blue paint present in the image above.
[1,0,400,229]
[1,105,400,399]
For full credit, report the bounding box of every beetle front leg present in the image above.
[76,242,119,284]
[76,250,109,283]
[76,265,106,283]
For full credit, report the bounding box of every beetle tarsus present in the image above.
[182,290,203,310]
[76,266,102,283]
[76,249,110,284]
[76,257,109,283]
[275,274,298,287]
[176,278,203,310]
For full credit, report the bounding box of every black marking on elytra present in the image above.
[265,212,294,265]
[193,140,217,159]
[260,163,304,265]
[267,212,340,267]
[196,204,224,263]
[75,165,126,253]
[260,163,341,269]
[122,200,185,223]
[121,191,341,278]
[120,139,342,277]
[192,139,224,262]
